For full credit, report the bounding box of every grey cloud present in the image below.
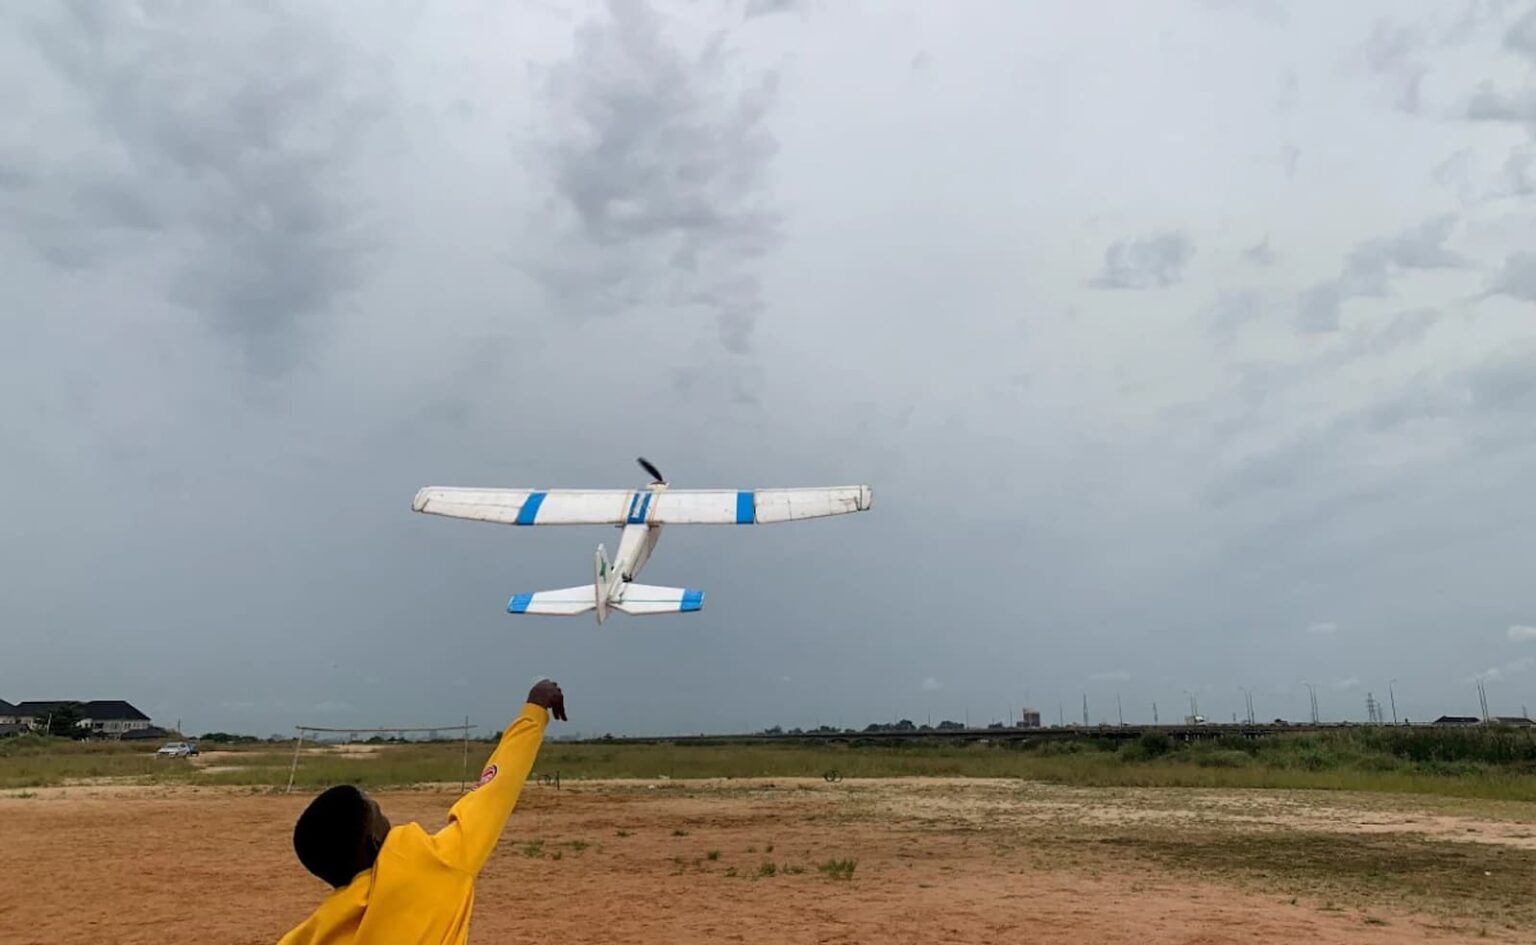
[1090,232,1194,290]
[1503,147,1536,195]
[1347,214,1467,282]
[1347,307,1441,357]
[1280,144,1300,178]
[1462,346,1536,411]
[1205,288,1270,339]
[744,0,800,19]
[1466,81,1536,130]
[1244,237,1278,266]
[1488,251,1536,300]
[1194,0,1287,22]
[1364,19,1429,113]
[1296,215,1467,332]
[1296,282,1344,333]
[531,0,781,357]
[1505,5,1536,62]
[8,4,381,373]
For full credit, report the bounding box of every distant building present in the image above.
[1432,715,1481,726]
[1495,716,1534,728]
[13,700,153,736]
[1019,709,1042,728]
[0,700,20,725]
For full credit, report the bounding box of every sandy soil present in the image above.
[0,779,1530,944]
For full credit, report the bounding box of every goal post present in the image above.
[284,721,478,794]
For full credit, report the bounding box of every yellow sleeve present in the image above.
[431,703,548,874]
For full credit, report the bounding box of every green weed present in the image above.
[818,858,857,880]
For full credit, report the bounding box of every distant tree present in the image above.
[936,720,964,731]
[762,725,783,736]
[894,719,916,731]
[199,732,258,744]
[44,703,86,739]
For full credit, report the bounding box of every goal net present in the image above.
[285,721,479,794]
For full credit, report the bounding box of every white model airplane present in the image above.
[411,458,872,624]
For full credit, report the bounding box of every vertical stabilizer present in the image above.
[594,544,611,625]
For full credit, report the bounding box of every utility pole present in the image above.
[1058,701,1064,727]
[1305,682,1319,724]
[1082,693,1089,727]
[1478,680,1490,723]
[1389,679,1398,725]
[1152,702,1159,725]
[1239,687,1254,725]
[1116,693,1124,726]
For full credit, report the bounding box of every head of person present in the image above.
[293,785,392,887]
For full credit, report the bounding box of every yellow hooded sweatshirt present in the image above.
[277,703,548,944]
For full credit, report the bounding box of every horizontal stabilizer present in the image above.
[507,585,595,616]
[611,584,704,615]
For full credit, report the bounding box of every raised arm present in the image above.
[430,680,566,874]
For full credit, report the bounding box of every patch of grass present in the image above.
[706,850,720,861]
[615,829,632,838]
[9,726,1536,801]
[569,840,590,852]
[765,843,774,853]
[1108,829,1536,927]
[818,858,857,880]
[551,850,563,861]
[757,861,778,877]
[723,867,738,878]
[520,840,544,858]
[672,828,689,837]
[783,864,806,875]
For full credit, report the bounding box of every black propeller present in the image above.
[637,456,666,485]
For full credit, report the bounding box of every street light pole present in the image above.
[1388,679,1398,725]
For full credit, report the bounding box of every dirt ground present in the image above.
[2,778,1533,944]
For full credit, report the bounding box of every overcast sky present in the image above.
[4,0,1535,737]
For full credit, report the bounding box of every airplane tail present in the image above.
[507,586,596,616]
[612,584,704,616]
[594,544,612,625]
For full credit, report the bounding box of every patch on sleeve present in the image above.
[474,764,498,789]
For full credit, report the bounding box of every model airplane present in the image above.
[411,458,872,624]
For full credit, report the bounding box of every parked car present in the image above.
[155,741,195,758]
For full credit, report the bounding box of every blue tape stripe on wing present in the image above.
[735,491,755,524]
[680,589,704,612]
[516,492,547,525]
[508,593,534,613]
[628,492,653,525]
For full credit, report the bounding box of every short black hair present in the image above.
[293,785,372,887]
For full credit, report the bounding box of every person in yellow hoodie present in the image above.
[277,678,567,944]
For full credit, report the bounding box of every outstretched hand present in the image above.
[528,679,567,721]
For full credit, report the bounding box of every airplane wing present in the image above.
[412,488,630,525]
[651,487,873,524]
[412,486,872,526]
